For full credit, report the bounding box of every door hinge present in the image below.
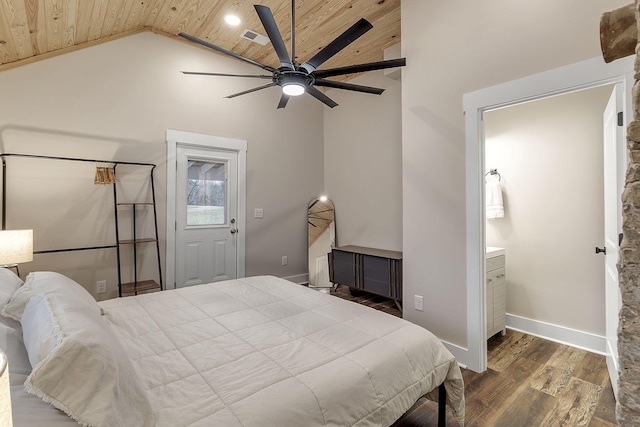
[618,111,623,127]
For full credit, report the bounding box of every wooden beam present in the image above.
[600,3,637,63]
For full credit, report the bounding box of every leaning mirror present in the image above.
[307,196,335,292]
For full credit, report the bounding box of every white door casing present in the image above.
[603,86,624,400]
[166,129,247,290]
[463,56,633,373]
[175,146,238,286]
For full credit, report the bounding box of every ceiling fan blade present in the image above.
[300,18,373,73]
[277,93,290,109]
[254,5,294,70]
[181,71,273,79]
[178,32,277,73]
[306,86,338,108]
[226,82,277,99]
[313,58,406,79]
[314,78,384,95]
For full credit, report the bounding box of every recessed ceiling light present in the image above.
[225,15,241,26]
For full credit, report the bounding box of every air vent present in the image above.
[241,29,269,46]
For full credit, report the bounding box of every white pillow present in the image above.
[0,322,31,375]
[21,293,155,427]
[1,271,99,322]
[0,267,23,308]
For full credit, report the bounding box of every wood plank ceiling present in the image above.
[0,0,401,78]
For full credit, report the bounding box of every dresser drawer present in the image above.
[333,250,354,265]
[362,256,389,277]
[331,250,356,286]
[486,255,505,272]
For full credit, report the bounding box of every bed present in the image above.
[0,269,465,427]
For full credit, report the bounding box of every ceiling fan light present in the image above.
[282,83,305,96]
[224,15,241,26]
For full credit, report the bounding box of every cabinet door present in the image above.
[362,255,391,296]
[331,250,356,286]
[492,268,506,333]
[486,274,494,337]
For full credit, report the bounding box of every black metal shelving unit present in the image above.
[112,163,163,297]
[0,153,163,298]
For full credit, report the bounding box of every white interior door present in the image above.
[175,145,239,287]
[603,86,624,400]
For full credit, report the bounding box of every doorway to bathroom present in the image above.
[463,56,633,383]
[483,83,615,352]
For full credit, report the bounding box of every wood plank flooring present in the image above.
[330,285,618,427]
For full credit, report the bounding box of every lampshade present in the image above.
[0,350,12,427]
[0,229,33,265]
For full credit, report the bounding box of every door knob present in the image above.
[595,246,606,255]
[230,228,238,234]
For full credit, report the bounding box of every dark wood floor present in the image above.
[330,285,618,427]
[331,284,403,317]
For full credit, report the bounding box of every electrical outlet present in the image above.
[97,280,107,294]
[254,208,264,219]
[414,295,424,311]
[281,256,288,266]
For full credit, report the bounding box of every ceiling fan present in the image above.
[178,1,406,109]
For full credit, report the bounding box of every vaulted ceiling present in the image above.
[0,0,401,77]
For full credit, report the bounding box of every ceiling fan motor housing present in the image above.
[277,71,314,88]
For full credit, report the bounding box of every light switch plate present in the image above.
[97,280,107,294]
[414,295,424,311]
[254,208,264,219]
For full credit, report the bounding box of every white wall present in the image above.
[324,70,402,251]
[0,32,324,297]
[485,84,614,336]
[401,0,629,350]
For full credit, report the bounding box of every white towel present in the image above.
[486,181,504,219]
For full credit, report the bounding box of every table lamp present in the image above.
[0,229,33,277]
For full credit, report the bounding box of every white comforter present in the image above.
[99,276,465,427]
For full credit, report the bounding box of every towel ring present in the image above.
[485,169,501,182]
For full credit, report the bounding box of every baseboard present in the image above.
[413,315,606,372]
[283,273,309,285]
[506,314,607,355]
[441,340,469,369]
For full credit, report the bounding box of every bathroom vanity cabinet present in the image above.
[486,248,506,339]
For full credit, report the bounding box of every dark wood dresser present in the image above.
[329,245,403,309]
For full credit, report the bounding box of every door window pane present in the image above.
[187,160,225,225]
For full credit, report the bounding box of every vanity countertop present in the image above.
[486,246,505,258]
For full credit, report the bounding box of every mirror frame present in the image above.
[307,197,336,290]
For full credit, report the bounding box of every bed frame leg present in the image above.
[438,383,446,427]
